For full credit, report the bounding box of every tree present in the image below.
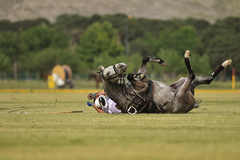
[129,37,155,57]
[156,49,185,75]
[0,24,69,79]
[93,52,127,71]
[0,18,50,33]
[156,26,199,55]
[20,24,69,52]
[20,48,83,74]
[201,17,240,79]
[55,14,92,30]
[126,53,144,73]
[154,49,211,79]
[75,21,124,70]
[0,52,11,72]
[0,32,27,78]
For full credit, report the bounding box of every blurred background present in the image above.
[0,0,239,89]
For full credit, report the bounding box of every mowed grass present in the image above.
[0,91,240,160]
[0,80,100,89]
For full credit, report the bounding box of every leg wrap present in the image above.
[185,58,195,80]
[159,58,166,65]
[127,73,134,81]
[211,65,224,78]
[142,57,150,65]
[184,58,192,73]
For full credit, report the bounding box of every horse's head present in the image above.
[98,63,127,83]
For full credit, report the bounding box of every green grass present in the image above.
[0,92,240,160]
[0,80,102,89]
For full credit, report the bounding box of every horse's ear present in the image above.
[96,65,105,75]
[98,65,105,71]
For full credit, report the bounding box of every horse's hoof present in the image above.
[222,59,232,68]
[194,99,202,108]
[149,57,167,66]
[160,61,168,66]
[184,50,191,58]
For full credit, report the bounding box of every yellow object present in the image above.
[52,65,65,81]
[232,67,236,89]
[47,75,55,89]
[232,75,235,89]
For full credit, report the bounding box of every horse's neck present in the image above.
[103,81,128,108]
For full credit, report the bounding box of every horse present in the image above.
[97,50,232,114]
[89,73,102,88]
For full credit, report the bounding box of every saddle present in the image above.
[127,74,164,114]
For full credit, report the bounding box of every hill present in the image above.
[0,0,240,23]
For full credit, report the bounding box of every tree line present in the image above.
[0,14,239,80]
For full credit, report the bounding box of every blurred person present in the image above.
[87,91,121,114]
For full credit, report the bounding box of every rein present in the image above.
[101,65,126,81]
[121,79,157,114]
[124,79,165,114]
[101,67,144,113]
[101,65,163,114]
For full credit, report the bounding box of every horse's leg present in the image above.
[173,50,195,113]
[127,73,148,91]
[191,59,232,91]
[171,59,232,96]
[170,77,187,90]
[137,57,167,75]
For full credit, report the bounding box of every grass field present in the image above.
[0,80,98,89]
[0,90,240,160]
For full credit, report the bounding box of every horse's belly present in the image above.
[152,82,175,111]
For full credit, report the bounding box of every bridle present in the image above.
[101,64,163,114]
[101,64,126,81]
[100,64,138,110]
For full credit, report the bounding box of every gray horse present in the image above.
[98,50,232,114]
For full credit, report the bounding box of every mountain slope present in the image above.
[0,0,239,23]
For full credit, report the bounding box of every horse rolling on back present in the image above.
[98,50,232,114]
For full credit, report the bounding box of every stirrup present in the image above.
[194,99,202,108]
[127,106,137,114]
